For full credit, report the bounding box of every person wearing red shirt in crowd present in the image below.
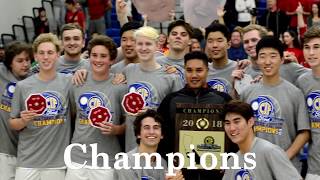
[34,8,50,36]
[87,0,112,37]
[283,30,310,68]
[284,0,313,30]
[65,0,86,31]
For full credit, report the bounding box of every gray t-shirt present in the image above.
[207,60,237,94]
[280,62,310,85]
[10,73,72,168]
[31,55,90,74]
[70,73,126,167]
[240,79,310,170]
[113,147,167,180]
[110,60,127,74]
[244,62,310,84]
[296,71,320,176]
[244,63,262,79]
[156,56,186,83]
[223,137,301,180]
[0,64,19,156]
[123,63,183,151]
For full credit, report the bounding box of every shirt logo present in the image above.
[129,82,159,108]
[207,79,228,93]
[250,95,284,135]
[307,91,320,128]
[235,169,254,180]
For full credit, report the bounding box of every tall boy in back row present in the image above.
[240,36,310,172]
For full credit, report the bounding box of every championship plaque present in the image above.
[175,103,227,169]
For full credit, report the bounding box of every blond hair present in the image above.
[33,33,61,53]
[242,24,268,39]
[134,26,159,41]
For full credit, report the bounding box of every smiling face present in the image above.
[205,31,229,61]
[257,47,283,79]
[35,42,59,72]
[90,45,113,76]
[138,117,163,148]
[224,112,254,145]
[303,37,320,69]
[185,59,208,89]
[231,31,242,47]
[243,30,261,59]
[121,30,138,62]
[135,35,158,62]
[62,28,85,60]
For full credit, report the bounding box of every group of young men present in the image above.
[0,14,319,180]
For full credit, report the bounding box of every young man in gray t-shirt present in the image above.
[9,33,72,180]
[240,36,310,172]
[123,26,183,152]
[0,41,32,180]
[296,27,320,180]
[222,100,302,179]
[66,35,127,180]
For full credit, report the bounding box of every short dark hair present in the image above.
[220,100,254,121]
[61,23,85,39]
[184,51,209,67]
[133,109,164,144]
[167,20,193,37]
[256,36,284,58]
[120,22,142,37]
[205,23,230,41]
[87,35,118,60]
[4,41,33,71]
[191,28,204,42]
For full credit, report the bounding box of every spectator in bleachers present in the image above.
[190,41,202,52]
[157,33,168,54]
[190,27,205,51]
[0,44,5,62]
[307,2,320,28]
[87,0,112,37]
[223,0,239,31]
[228,26,248,61]
[65,0,86,31]
[34,7,50,37]
[235,0,256,27]
[259,0,289,38]
[283,30,308,67]
[286,0,311,32]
